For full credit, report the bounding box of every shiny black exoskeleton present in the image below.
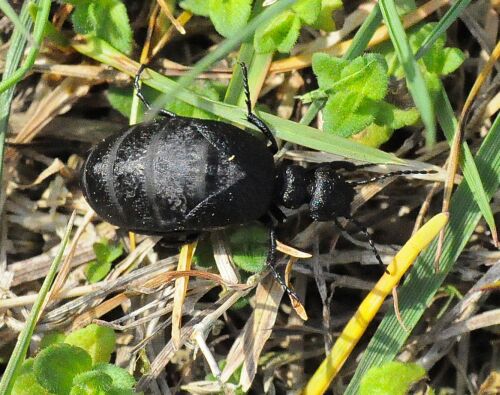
[81,63,434,298]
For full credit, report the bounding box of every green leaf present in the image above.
[179,0,209,17]
[208,0,252,38]
[71,0,132,55]
[428,47,465,76]
[254,11,301,54]
[323,93,375,137]
[92,364,135,390]
[40,331,66,350]
[309,0,342,31]
[18,358,35,376]
[360,361,426,395]
[64,324,116,365]
[92,241,123,265]
[374,101,419,129]
[352,124,394,148]
[228,224,268,273]
[311,53,345,89]
[85,260,112,284]
[70,371,113,395]
[12,373,51,395]
[292,0,321,25]
[33,343,92,395]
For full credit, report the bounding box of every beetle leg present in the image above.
[134,64,176,118]
[265,224,302,303]
[333,215,388,273]
[239,62,278,154]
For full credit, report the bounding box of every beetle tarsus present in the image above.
[239,62,278,154]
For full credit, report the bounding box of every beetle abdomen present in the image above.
[81,116,275,235]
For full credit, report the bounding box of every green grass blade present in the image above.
[0,0,32,43]
[0,213,76,395]
[344,4,382,60]
[435,84,498,245]
[72,36,403,165]
[149,0,297,115]
[379,0,436,146]
[345,113,500,394]
[415,0,472,60]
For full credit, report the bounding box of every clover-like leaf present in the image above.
[209,0,252,38]
[254,11,301,54]
[65,324,116,365]
[323,92,375,137]
[360,361,427,395]
[292,0,321,25]
[33,343,93,395]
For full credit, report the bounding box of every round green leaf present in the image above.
[12,372,51,395]
[64,324,116,365]
[85,260,112,284]
[93,363,136,389]
[70,371,113,395]
[40,331,66,350]
[33,343,92,395]
[208,0,252,38]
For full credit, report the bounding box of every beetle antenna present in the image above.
[239,62,279,154]
[267,226,301,302]
[334,216,387,271]
[347,170,437,186]
[134,63,175,118]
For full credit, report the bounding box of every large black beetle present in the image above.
[81,64,434,296]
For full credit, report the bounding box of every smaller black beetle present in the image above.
[81,63,435,298]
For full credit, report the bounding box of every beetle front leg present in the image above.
[134,63,176,118]
[239,62,278,154]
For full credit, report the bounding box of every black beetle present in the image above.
[81,63,435,297]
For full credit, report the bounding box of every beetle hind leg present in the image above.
[134,63,176,118]
[239,62,278,154]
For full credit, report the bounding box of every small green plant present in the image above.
[11,324,140,395]
[304,53,419,146]
[84,240,123,284]
[180,0,343,53]
[360,361,430,395]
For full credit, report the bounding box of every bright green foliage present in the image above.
[68,0,132,54]
[12,372,51,395]
[292,0,322,25]
[307,53,419,144]
[254,11,301,54]
[380,23,465,79]
[70,371,113,395]
[360,361,427,395]
[11,325,138,395]
[33,343,93,395]
[85,240,123,284]
[64,324,116,365]
[93,364,136,390]
[107,81,221,121]
[209,0,253,38]
[310,0,343,32]
[40,331,66,349]
[254,0,323,53]
[178,0,209,16]
[228,223,268,273]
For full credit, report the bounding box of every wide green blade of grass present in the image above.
[345,113,500,394]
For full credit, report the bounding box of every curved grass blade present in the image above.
[379,0,436,146]
[345,113,500,394]
[301,213,448,395]
[71,36,403,165]
[415,0,472,60]
[0,213,76,395]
